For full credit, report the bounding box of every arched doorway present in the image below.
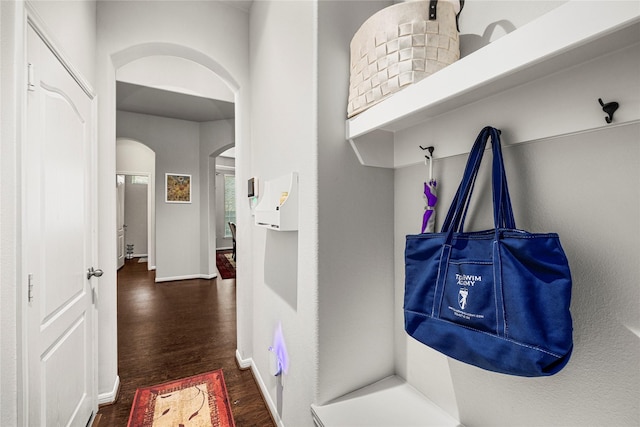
[97,40,246,404]
[116,138,156,270]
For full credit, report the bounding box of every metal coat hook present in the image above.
[599,98,619,124]
[420,145,435,160]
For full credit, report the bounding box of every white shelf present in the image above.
[311,375,462,427]
[347,1,640,168]
[254,172,299,231]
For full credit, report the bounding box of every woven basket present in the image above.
[347,0,460,118]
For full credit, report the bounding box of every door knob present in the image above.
[87,267,104,279]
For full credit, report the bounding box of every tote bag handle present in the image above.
[440,127,515,239]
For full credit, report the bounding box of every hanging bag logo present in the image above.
[458,287,468,309]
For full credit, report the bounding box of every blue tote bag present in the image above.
[404,127,573,377]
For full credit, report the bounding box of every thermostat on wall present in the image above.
[248,177,258,198]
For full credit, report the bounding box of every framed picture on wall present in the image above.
[165,173,191,203]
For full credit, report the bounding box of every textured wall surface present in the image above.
[317,0,396,405]
[395,123,639,425]
[249,2,319,425]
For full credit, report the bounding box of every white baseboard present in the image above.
[155,273,217,283]
[98,375,120,406]
[235,350,284,427]
[235,349,253,369]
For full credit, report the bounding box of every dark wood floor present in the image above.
[97,257,275,426]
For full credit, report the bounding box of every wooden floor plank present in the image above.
[97,258,275,426]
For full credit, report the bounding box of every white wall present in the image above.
[249,2,318,424]
[247,2,398,424]
[316,0,396,404]
[116,139,156,185]
[117,111,203,281]
[118,56,234,103]
[1,1,97,424]
[97,0,250,399]
[27,1,96,83]
[0,2,21,424]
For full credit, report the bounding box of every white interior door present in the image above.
[25,24,97,426]
[117,174,126,269]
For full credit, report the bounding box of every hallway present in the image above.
[97,259,274,426]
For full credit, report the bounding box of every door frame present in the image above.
[20,5,99,424]
[116,174,126,270]
[99,34,245,407]
[115,171,156,270]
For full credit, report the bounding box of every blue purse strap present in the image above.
[440,128,487,233]
[490,129,515,231]
[441,127,515,241]
[433,127,512,335]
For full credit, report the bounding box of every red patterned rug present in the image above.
[127,370,235,427]
[216,251,235,279]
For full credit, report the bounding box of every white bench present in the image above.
[311,375,462,427]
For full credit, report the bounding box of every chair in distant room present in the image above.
[229,222,237,261]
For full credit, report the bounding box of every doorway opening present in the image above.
[116,173,152,270]
[213,146,236,277]
[101,43,243,409]
[116,138,156,270]
[115,54,235,281]
[214,146,236,251]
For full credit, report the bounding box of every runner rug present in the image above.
[216,251,236,279]
[127,370,235,427]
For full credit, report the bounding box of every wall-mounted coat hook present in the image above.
[419,145,434,159]
[599,98,619,124]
